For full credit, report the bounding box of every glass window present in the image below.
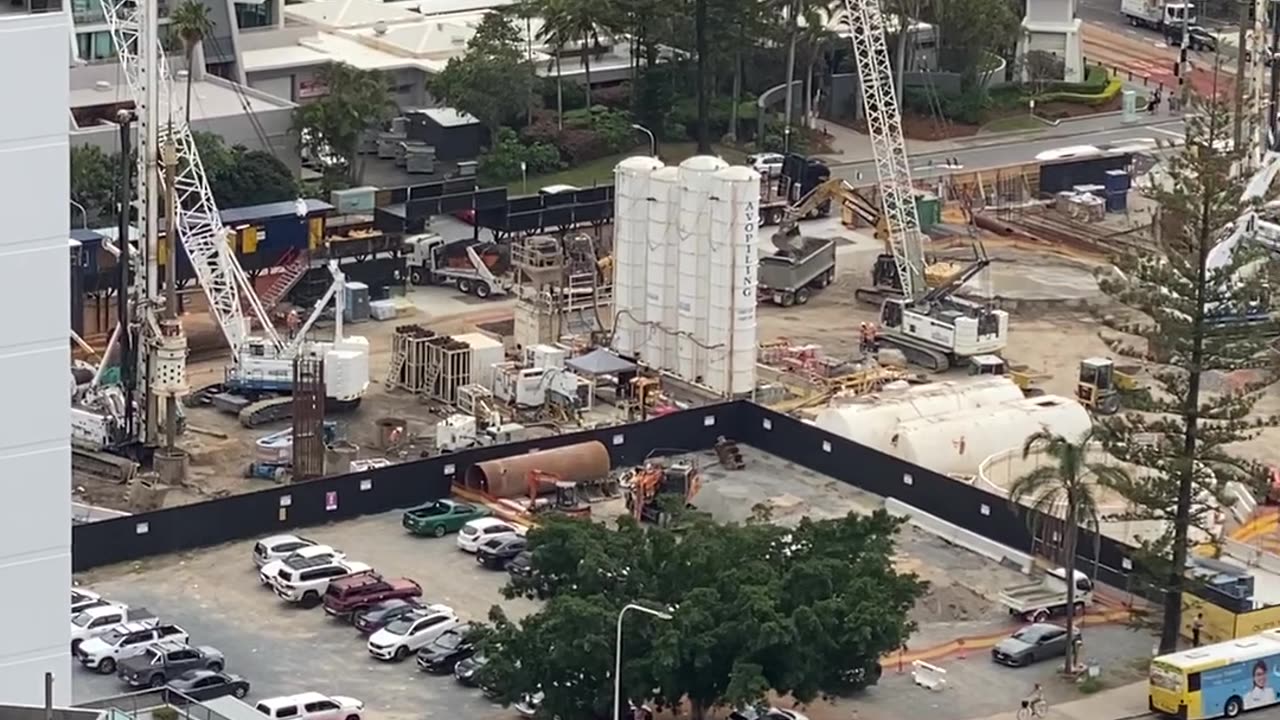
[234,1,273,29]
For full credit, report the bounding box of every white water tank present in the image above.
[644,166,680,373]
[896,395,1092,476]
[612,156,664,357]
[705,165,761,396]
[676,155,728,382]
[813,377,1026,453]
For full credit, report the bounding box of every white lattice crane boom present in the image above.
[100,0,281,356]
[841,0,927,299]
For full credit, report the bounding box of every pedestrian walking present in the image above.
[858,322,870,354]
[1192,613,1205,647]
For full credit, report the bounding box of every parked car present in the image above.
[353,599,424,634]
[402,500,490,538]
[515,692,545,718]
[453,650,489,686]
[506,550,535,579]
[259,545,346,586]
[71,605,155,652]
[990,622,1081,667]
[729,707,811,720]
[457,518,525,553]
[367,604,461,661]
[118,641,226,688]
[167,669,250,701]
[254,692,363,720]
[747,152,785,177]
[476,535,529,570]
[271,558,372,608]
[322,572,422,619]
[1165,24,1218,52]
[77,621,187,674]
[417,624,476,673]
[72,589,107,614]
[253,534,317,568]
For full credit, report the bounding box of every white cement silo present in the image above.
[676,155,728,382]
[612,156,664,357]
[813,377,1026,453]
[895,395,1093,477]
[644,166,680,372]
[705,165,761,396]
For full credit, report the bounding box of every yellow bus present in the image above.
[1150,630,1280,719]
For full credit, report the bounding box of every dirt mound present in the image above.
[910,582,998,624]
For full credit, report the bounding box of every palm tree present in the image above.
[1009,428,1130,675]
[170,0,214,128]
[532,0,572,128]
[539,0,614,109]
[797,8,836,129]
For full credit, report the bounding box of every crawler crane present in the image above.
[100,0,370,428]
[838,0,1008,370]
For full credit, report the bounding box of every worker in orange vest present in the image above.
[858,322,870,354]
[867,321,879,352]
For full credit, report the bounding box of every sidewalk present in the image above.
[966,681,1150,720]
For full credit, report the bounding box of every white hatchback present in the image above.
[457,518,525,553]
[367,604,460,661]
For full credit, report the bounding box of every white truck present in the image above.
[998,567,1094,623]
[70,604,157,652]
[405,234,509,299]
[1121,0,1196,31]
[271,557,372,607]
[75,620,188,674]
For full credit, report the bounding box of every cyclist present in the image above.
[1019,683,1047,718]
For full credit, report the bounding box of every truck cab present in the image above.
[405,234,507,298]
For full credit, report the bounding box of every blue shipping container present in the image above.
[1106,191,1128,213]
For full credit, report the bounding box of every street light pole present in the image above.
[631,124,657,158]
[614,604,672,720]
[69,200,88,229]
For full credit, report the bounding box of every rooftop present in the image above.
[69,69,293,126]
[419,107,479,127]
[283,0,420,30]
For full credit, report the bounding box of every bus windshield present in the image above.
[1151,663,1182,692]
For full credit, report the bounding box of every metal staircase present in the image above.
[258,248,311,311]
[100,0,280,358]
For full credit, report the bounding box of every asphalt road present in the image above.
[827,117,1185,183]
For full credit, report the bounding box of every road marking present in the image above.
[1151,126,1185,138]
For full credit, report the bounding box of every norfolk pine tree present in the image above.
[1096,92,1279,653]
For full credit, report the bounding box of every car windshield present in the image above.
[437,631,463,649]
[384,618,414,635]
[72,612,94,627]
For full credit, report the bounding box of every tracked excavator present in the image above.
[769,177,964,305]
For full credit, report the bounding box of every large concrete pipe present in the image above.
[464,441,612,498]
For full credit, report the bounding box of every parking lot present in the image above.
[73,509,541,719]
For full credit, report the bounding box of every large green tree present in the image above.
[920,0,1018,83]
[290,64,394,182]
[1096,93,1279,653]
[70,144,120,227]
[536,0,618,109]
[431,12,536,137]
[480,510,924,720]
[191,132,299,208]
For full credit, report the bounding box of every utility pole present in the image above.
[1234,0,1251,149]
[1179,2,1192,113]
[1270,0,1280,148]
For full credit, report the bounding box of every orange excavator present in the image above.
[526,469,592,518]
[623,462,701,525]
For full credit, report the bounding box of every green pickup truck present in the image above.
[403,499,491,537]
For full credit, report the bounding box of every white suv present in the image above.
[76,621,187,674]
[367,604,460,661]
[254,692,363,720]
[457,518,525,553]
[254,534,318,567]
[259,545,346,586]
[272,558,372,607]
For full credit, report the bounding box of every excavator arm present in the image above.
[771,178,886,254]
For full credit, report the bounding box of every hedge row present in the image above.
[1036,77,1124,106]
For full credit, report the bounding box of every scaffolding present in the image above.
[385,324,437,393]
[427,336,472,405]
[511,234,612,349]
[291,356,326,481]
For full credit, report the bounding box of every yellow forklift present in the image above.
[1075,357,1138,415]
[968,355,1048,396]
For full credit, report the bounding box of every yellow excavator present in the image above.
[770,177,962,304]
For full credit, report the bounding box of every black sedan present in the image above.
[417,624,476,673]
[507,550,535,579]
[353,598,424,634]
[166,670,250,702]
[454,651,490,687]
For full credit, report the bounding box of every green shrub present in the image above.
[1048,65,1108,94]
[479,128,563,182]
[902,86,988,124]
[1036,77,1123,106]
[152,708,180,720]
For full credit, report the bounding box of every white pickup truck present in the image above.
[70,604,157,652]
[998,567,1094,623]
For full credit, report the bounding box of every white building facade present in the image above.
[1017,0,1084,83]
[0,5,72,707]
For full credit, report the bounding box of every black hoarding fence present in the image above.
[71,404,740,572]
[737,404,1141,591]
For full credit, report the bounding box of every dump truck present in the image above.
[758,237,837,307]
[406,233,509,299]
[1121,0,1196,31]
[998,567,1094,623]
